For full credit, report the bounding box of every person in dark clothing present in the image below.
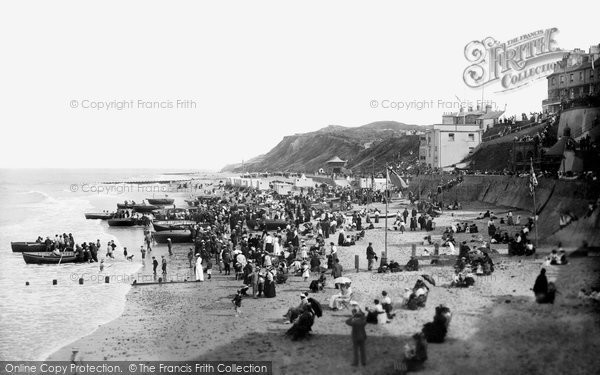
[366,243,377,271]
[338,231,345,246]
[152,256,158,275]
[533,268,549,303]
[346,304,367,366]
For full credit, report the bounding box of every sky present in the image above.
[0,0,598,170]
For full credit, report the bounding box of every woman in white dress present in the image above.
[195,254,204,281]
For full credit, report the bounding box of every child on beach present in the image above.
[302,262,310,281]
[232,290,243,317]
[206,259,213,280]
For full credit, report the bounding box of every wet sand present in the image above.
[48,200,600,374]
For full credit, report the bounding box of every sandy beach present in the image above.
[48,200,600,375]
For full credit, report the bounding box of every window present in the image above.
[591,69,594,79]
[560,75,564,84]
[570,73,574,82]
[468,133,475,141]
[552,77,556,85]
[434,146,438,151]
[448,133,455,141]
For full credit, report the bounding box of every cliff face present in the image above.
[221,121,425,173]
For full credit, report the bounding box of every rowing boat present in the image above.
[153,230,193,243]
[147,198,175,205]
[22,251,80,264]
[107,218,137,227]
[11,242,49,252]
[152,220,196,232]
[84,212,114,220]
[132,204,159,213]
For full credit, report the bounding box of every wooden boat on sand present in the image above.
[11,242,49,253]
[84,212,114,220]
[147,198,174,206]
[22,251,80,264]
[107,218,137,227]
[153,230,193,243]
[152,220,196,232]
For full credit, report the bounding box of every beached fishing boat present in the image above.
[368,212,396,220]
[246,219,287,231]
[146,198,175,206]
[22,251,80,264]
[117,203,134,209]
[132,204,159,213]
[185,199,199,207]
[152,220,196,232]
[11,242,49,253]
[84,212,114,220]
[153,229,193,243]
[107,218,137,227]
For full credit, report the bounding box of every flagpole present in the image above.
[385,164,388,260]
[530,157,539,249]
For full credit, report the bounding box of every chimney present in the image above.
[459,106,464,113]
[476,104,481,111]
[485,104,492,113]
[468,106,473,112]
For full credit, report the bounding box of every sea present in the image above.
[0,169,212,360]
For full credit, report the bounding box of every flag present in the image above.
[388,167,409,189]
[529,159,538,195]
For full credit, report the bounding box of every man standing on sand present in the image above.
[366,243,376,271]
[167,238,173,256]
[187,248,194,268]
[251,267,260,298]
[161,256,167,278]
[332,258,343,288]
[152,256,158,275]
[140,246,146,263]
[346,302,367,366]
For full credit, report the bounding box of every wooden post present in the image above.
[355,255,359,272]
[104,276,110,284]
[411,244,417,257]
[79,278,84,285]
[52,279,57,285]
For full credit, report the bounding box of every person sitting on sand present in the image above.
[381,291,395,319]
[533,268,554,303]
[399,332,428,373]
[329,283,353,310]
[405,256,419,271]
[366,299,388,324]
[284,292,309,324]
[406,279,429,310]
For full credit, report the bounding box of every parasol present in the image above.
[333,277,352,284]
[421,274,436,286]
[307,297,323,317]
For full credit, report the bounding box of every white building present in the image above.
[420,124,481,168]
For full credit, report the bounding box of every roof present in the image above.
[478,110,505,120]
[325,156,347,164]
[547,56,600,77]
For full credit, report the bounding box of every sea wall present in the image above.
[408,175,599,247]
